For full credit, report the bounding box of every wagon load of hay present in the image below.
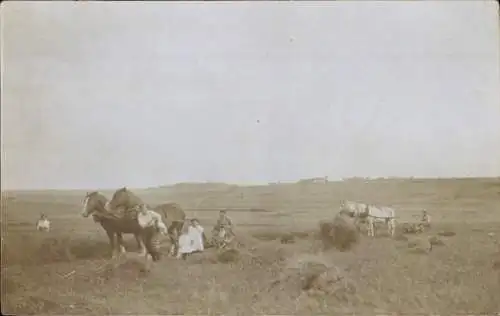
[319,213,359,251]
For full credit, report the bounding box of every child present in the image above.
[421,210,431,228]
[177,219,193,260]
[189,219,205,253]
[36,213,50,232]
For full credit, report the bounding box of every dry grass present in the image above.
[2,178,500,314]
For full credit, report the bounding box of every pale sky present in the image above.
[1,1,499,190]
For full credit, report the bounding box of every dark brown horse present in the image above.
[106,187,186,256]
[81,191,159,260]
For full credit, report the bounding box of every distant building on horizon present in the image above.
[298,176,329,184]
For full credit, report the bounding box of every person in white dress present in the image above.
[36,213,51,232]
[177,219,193,260]
[189,219,205,253]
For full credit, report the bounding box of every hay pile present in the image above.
[428,235,445,246]
[319,214,359,251]
[393,233,409,241]
[493,259,500,270]
[401,222,424,234]
[407,237,432,254]
[280,233,295,244]
[231,233,261,249]
[437,230,457,237]
[493,252,500,270]
[96,254,150,280]
[265,254,357,302]
[216,248,241,263]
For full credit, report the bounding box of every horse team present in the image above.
[81,187,186,261]
[79,187,236,262]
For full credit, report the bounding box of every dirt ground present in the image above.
[2,178,500,315]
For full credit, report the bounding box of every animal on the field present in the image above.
[36,214,50,232]
[339,200,368,218]
[105,187,186,256]
[363,205,396,237]
[81,191,157,259]
[338,200,368,232]
[339,200,396,237]
[152,202,186,256]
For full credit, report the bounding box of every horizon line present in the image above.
[2,176,499,192]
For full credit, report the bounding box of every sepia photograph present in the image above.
[1,1,499,314]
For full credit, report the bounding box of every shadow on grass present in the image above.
[251,230,312,242]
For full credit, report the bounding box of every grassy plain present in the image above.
[2,178,500,315]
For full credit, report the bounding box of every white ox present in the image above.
[339,200,396,237]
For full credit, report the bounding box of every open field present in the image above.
[2,178,500,315]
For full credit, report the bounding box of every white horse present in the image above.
[363,205,396,237]
[339,200,368,218]
[36,218,51,232]
[339,200,396,237]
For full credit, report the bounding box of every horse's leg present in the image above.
[169,224,179,257]
[368,218,374,237]
[116,233,126,254]
[136,233,147,256]
[106,230,117,259]
[135,233,142,250]
[174,231,181,257]
[390,218,396,237]
[167,225,175,256]
[141,231,152,271]
[169,234,176,257]
[353,217,362,233]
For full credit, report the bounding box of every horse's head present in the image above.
[81,191,108,218]
[105,186,143,212]
[338,200,358,218]
[339,200,346,210]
